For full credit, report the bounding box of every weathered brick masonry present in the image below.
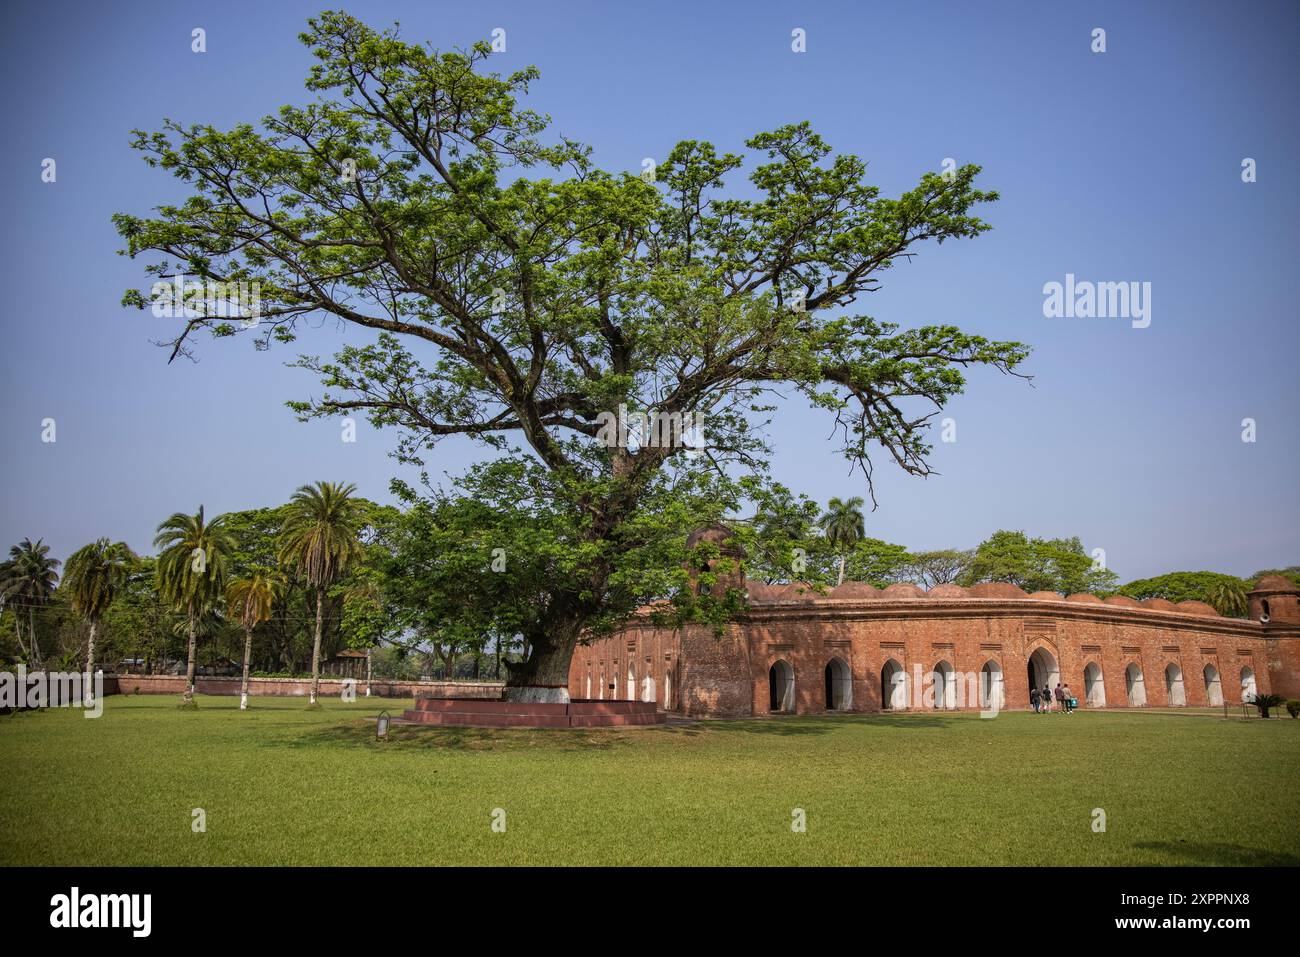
[569,536,1300,717]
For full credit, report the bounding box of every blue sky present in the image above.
[1,0,1297,581]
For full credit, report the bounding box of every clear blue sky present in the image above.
[1,0,1297,582]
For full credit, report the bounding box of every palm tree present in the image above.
[226,573,278,710]
[154,506,233,706]
[278,482,365,706]
[819,497,866,586]
[1206,579,1249,618]
[0,538,61,667]
[63,538,135,704]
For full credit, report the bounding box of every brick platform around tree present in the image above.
[400,695,665,728]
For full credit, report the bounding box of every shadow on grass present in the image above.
[1131,841,1300,866]
[279,718,693,753]
[275,710,967,750]
[723,714,956,735]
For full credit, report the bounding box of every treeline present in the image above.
[0,482,521,700]
[739,493,1297,617]
[3,486,1295,698]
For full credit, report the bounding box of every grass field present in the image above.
[2,695,1297,866]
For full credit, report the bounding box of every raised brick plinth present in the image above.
[401,696,665,728]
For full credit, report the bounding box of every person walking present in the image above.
[1030,685,1041,713]
[1041,684,1053,713]
[1063,683,1075,714]
[1054,683,1066,714]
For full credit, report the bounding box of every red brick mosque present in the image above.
[568,528,1300,717]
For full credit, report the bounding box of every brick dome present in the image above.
[881,582,925,599]
[1252,574,1300,593]
[926,583,970,598]
[968,582,1028,599]
[830,581,882,598]
[1140,598,1178,612]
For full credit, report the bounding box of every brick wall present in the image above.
[102,674,504,699]
[570,592,1297,716]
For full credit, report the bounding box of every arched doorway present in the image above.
[1027,647,1060,699]
[1203,664,1222,707]
[1164,663,1185,706]
[1125,663,1146,707]
[1240,667,1257,703]
[979,660,1004,711]
[1084,662,1106,707]
[626,660,636,700]
[824,657,852,710]
[769,660,794,712]
[931,660,956,709]
[880,659,907,710]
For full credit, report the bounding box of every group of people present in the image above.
[1030,682,1077,714]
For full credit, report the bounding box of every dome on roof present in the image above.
[1103,595,1140,607]
[686,524,742,554]
[881,582,925,599]
[771,582,820,601]
[1065,593,1103,604]
[1027,590,1062,601]
[1176,600,1219,617]
[926,583,970,598]
[1251,574,1300,594]
[745,582,782,603]
[1140,598,1177,612]
[830,581,882,599]
[968,582,1028,599]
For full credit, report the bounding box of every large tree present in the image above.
[63,538,136,704]
[960,530,1117,595]
[115,12,1029,701]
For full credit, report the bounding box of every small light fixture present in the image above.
[376,710,390,740]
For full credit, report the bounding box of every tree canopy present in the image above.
[115,11,1030,696]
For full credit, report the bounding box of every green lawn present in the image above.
[2,695,1297,866]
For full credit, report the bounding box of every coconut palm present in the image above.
[226,573,278,710]
[0,538,61,667]
[278,482,365,705]
[154,506,233,706]
[819,496,866,586]
[1206,579,1249,618]
[63,538,135,704]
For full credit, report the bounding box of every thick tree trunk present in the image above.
[182,614,198,705]
[837,554,846,587]
[240,625,253,710]
[85,619,98,706]
[503,628,579,703]
[309,588,323,705]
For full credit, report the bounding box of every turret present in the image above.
[686,524,745,596]
[1248,575,1300,625]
